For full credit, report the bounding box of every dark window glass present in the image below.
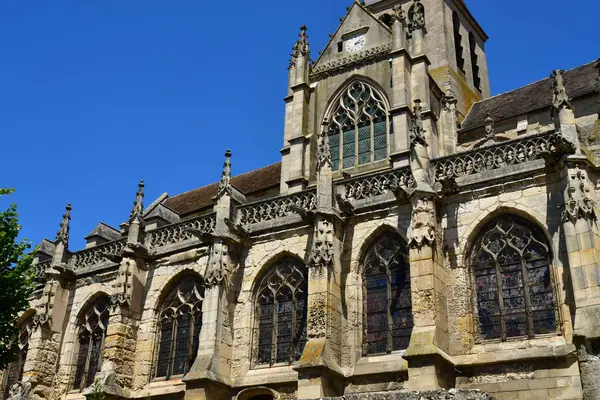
[471,216,556,341]
[2,318,32,399]
[73,296,109,390]
[363,233,412,355]
[155,278,204,379]
[326,81,389,172]
[255,257,307,366]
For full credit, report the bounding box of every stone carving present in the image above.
[341,167,414,201]
[409,196,436,248]
[149,214,216,248]
[34,261,50,282]
[335,193,355,217]
[563,165,597,223]
[55,203,71,247]
[128,180,145,224]
[309,217,334,270]
[408,0,425,31]
[312,389,497,399]
[289,25,309,69]
[110,260,132,312]
[95,360,117,388]
[473,113,497,148]
[316,131,332,171]
[409,99,432,186]
[205,239,231,286]
[71,239,126,270]
[239,189,317,225]
[311,43,392,81]
[217,149,232,198]
[433,131,575,182]
[392,4,406,23]
[7,382,31,400]
[33,279,57,329]
[551,69,574,112]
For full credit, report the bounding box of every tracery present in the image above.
[2,317,32,398]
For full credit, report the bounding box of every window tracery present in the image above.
[326,81,389,171]
[155,277,204,379]
[255,257,307,366]
[363,233,413,355]
[73,296,110,390]
[2,317,32,399]
[471,216,557,341]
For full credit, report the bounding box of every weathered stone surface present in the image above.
[311,389,496,400]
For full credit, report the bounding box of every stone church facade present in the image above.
[3,0,600,399]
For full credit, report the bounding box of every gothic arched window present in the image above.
[326,81,389,171]
[2,317,32,399]
[255,257,307,366]
[471,216,557,341]
[155,277,204,379]
[363,233,412,355]
[73,296,110,390]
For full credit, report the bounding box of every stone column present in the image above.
[440,96,458,156]
[389,5,412,167]
[295,133,345,399]
[282,26,311,194]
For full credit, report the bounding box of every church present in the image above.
[3,0,600,399]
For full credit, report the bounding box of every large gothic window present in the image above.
[363,233,412,355]
[326,81,389,171]
[471,216,557,341]
[255,257,307,366]
[155,277,204,379]
[73,296,110,390]
[2,317,32,399]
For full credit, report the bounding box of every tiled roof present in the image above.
[461,61,599,132]
[164,162,281,216]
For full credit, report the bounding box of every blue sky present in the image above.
[1,0,598,251]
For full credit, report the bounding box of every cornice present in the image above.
[310,43,393,81]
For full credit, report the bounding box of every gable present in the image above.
[312,2,392,77]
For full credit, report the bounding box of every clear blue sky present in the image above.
[1,0,598,251]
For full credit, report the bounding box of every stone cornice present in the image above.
[310,43,392,81]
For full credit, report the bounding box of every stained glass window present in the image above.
[363,233,412,355]
[326,81,389,171]
[471,216,556,341]
[155,277,204,379]
[73,296,110,390]
[255,257,307,366]
[2,317,32,399]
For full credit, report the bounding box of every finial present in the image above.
[218,149,232,197]
[408,0,425,31]
[551,69,574,112]
[129,180,145,224]
[410,99,427,147]
[55,203,72,247]
[392,4,406,22]
[288,25,310,69]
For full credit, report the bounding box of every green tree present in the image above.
[0,188,35,370]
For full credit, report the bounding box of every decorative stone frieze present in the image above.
[148,214,216,249]
[238,189,317,225]
[308,217,334,270]
[408,0,425,31]
[408,196,436,248]
[205,239,233,287]
[310,43,392,81]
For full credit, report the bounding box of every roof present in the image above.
[461,61,599,132]
[164,162,282,216]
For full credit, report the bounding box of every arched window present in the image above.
[2,317,32,398]
[255,257,307,366]
[363,232,412,355]
[325,81,389,171]
[471,216,556,341]
[155,277,204,379]
[73,296,110,390]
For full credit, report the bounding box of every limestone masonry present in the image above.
[3,0,600,399]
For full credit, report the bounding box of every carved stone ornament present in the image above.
[55,203,71,247]
[110,261,132,311]
[205,240,231,287]
[392,4,406,23]
[563,166,597,223]
[7,382,31,400]
[551,69,574,112]
[409,100,432,186]
[408,0,425,31]
[33,279,57,329]
[316,130,332,171]
[128,180,145,224]
[473,113,497,148]
[217,149,232,198]
[95,360,117,388]
[309,217,334,270]
[310,43,392,81]
[289,25,309,69]
[409,196,436,248]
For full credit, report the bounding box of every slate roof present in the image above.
[460,61,599,132]
[164,162,281,216]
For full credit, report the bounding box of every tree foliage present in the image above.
[0,188,35,370]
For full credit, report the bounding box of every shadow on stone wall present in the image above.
[310,389,495,400]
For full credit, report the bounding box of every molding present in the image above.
[310,43,393,81]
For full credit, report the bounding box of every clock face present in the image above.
[345,34,366,53]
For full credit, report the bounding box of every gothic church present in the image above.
[3,0,600,399]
